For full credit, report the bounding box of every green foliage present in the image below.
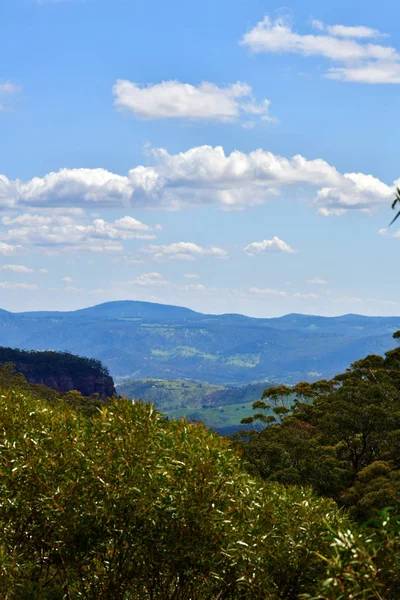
[312,511,400,599]
[239,333,400,520]
[0,383,359,599]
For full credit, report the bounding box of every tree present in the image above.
[238,332,400,519]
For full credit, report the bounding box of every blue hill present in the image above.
[1,301,399,385]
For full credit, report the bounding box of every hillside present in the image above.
[117,378,269,433]
[0,301,399,384]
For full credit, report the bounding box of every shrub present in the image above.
[312,510,400,600]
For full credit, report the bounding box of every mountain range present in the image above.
[0,300,399,385]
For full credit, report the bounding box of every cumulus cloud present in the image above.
[62,276,72,283]
[0,145,397,215]
[241,16,400,84]
[316,172,394,214]
[184,273,200,279]
[0,264,34,273]
[244,236,297,255]
[0,242,19,255]
[113,79,273,123]
[0,82,22,111]
[0,213,157,253]
[142,242,229,261]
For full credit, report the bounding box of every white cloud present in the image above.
[241,16,400,84]
[0,82,22,111]
[0,145,397,215]
[305,276,328,284]
[181,283,209,292]
[244,237,297,255]
[327,62,400,84]
[62,276,72,283]
[312,20,383,39]
[0,264,33,273]
[113,216,157,232]
[0,212,157,253]
[120,256,145,265]
[293,292,319,299]
[326,25,383,39]
[184,273,200,279]
[142,242,229,261]
[378,227,400,239]
[113,79,273,123]
[128,272,169,287]
[0,282,37,290]
[0,242,18,255]
[250,287,288,297]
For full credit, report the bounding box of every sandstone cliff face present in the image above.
[0,348,116,400]
[21,368,116,398]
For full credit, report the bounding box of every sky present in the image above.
[1,0,400,317]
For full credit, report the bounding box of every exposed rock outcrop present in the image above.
[0,348,116,399]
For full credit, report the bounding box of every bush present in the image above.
[1,387,397,599]
[312,510,400,600]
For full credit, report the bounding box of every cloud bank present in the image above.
[241,16,400,84]
[0,146,396,215]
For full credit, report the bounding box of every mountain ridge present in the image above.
[1,300,399,385]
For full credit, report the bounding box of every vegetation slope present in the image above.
[0,351,399,598]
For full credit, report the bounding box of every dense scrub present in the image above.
[1,341,400,598]
[0,383,362,599]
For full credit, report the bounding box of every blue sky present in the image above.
[1,0,400,316]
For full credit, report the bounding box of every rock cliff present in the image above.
[0,347,116,399]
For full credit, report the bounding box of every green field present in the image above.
[165,401,263,430]
[116,378,270,430]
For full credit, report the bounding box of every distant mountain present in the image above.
[0,300,399,385]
